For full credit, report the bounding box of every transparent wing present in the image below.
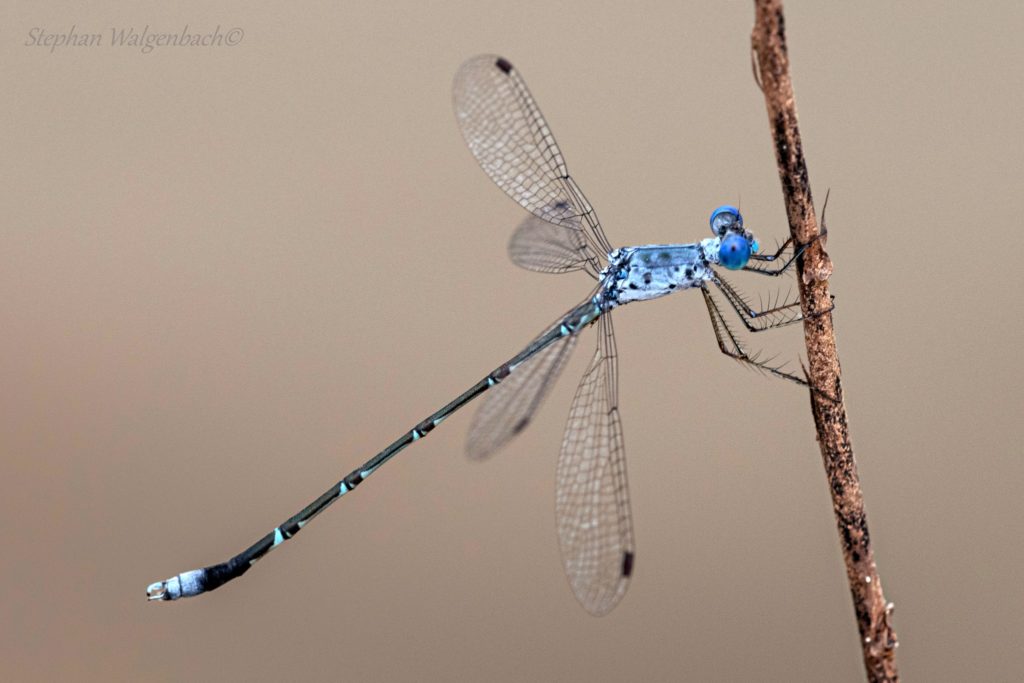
[453,55,611,273]
[466,295,594,461]
[508,201,598,277]
[555,314,635,615]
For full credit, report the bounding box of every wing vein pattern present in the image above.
[508,208,595,277]
[556,314,635,615]
[466,321,581,461]
[453,55,611,277]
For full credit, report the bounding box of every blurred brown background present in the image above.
[2,2,1022,681]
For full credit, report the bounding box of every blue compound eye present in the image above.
[718,233,751,270]
[709,205,743,236]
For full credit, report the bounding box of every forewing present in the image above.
[453,55,611,267]
[555,315,635,615]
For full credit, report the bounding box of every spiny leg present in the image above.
[700,284,808,386]
[749,235,794,264]
[745,190,831,277]
[711,274,805,333]
[743,226,830,277]
[744,235,805,276]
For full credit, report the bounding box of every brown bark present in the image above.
[750,2,899,681]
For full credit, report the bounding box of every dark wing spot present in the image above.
[495,58,513,74]
[642,272,652,285]
[622,551,634,577]
[512,417,530,434]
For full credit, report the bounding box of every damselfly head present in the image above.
[710,205,757,270]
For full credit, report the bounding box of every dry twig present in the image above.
[750,2,899,681]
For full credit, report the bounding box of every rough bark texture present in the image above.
[750,2,900,681]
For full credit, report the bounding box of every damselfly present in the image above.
[147,55,828,615]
